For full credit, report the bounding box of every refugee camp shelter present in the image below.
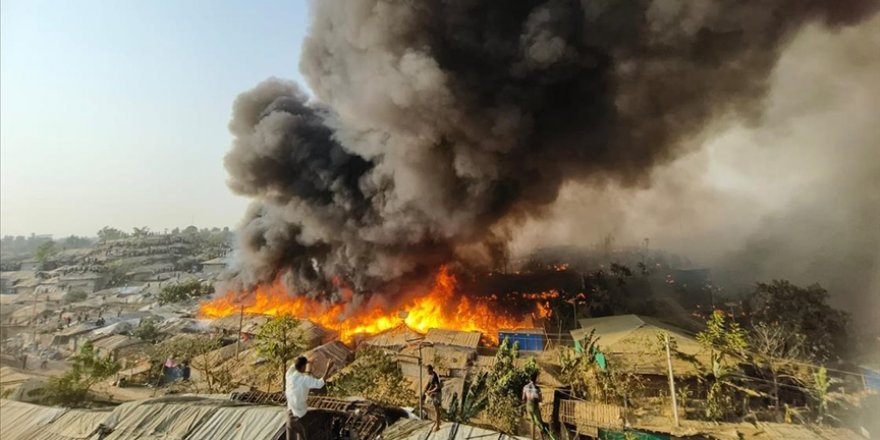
[0,399,67,439]
[571,314,707,375]
[301,340,353,377]
[90,334,148,361]
[0,396,286,440]
[424,328,481,350]
[360,324,423,350]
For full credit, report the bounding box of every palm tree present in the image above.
[446,372,489,438]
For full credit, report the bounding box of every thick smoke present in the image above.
[513,16,880,332]
[224,0,879,301]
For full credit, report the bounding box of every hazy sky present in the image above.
[0,0,310,237]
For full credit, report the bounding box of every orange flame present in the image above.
[199,266,550,344]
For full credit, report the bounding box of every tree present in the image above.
[97,226,128,241]
[254,315,305,390]
[696,310,750,421]
[749,321,805,421]
[746,280,850,361]
[485,338,539,433]
[328,347,417,407]
[63,291,89,304]
[102,260,133,286]
[157,279,213,304]
[34,240,57,265]
[63,235,92,248]
[558,329,600,400]
[33,341,120,407]
[132,226,150,238]
[134,317,162,344]
[447,372,489,424]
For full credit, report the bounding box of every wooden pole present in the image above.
[664,332,680,427]
[236,305,244,358]
[418,344,423,420]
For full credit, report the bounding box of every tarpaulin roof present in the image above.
[0,400,66,439]
[185,405,285,440]
[571,314,707,375]
[361,325,423,349]
[90,334,144,353]
[54,323,99,338]
[0,396,287,440]
[301,341,353,378]
[16,408,112,440]
[99,396,228,440]
[424,328,481,349]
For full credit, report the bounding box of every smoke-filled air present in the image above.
[223,0,879,312]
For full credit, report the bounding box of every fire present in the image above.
[199,266,550,344]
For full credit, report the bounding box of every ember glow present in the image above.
[199,266,551,344]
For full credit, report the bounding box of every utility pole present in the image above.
[401,338,432,421]
[418,343,424,421]
[664,332,680,427]
[236,305,244,358]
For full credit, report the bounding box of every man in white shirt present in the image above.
[285,356,333,440]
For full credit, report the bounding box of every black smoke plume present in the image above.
[224,0,879,299]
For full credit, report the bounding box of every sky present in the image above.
[0,0,311,237]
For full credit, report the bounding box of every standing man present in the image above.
[424,365,443,432]
[285,356,333,440]
[522,371,549,440]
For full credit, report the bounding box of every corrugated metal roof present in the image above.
[424,329,481,349]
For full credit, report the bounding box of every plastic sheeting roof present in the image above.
[571,314,707,375]
[100,396,229,440]
[301,341,353,378]
[0,400,66,439]
[362,325,424,349]
[90,334,143,353]
[0,396,287,440]
[424,329,481,349]
[16,408,112,440]
[185,404,285,440]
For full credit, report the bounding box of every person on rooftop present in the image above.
[285,356,333,440]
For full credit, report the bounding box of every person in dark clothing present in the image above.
[424,365,443,432]
[181,361,191,381]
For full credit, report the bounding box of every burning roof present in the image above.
[200,266,547,344]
